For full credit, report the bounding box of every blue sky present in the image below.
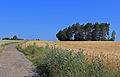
[0,0,120,41]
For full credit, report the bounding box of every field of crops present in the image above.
[17,40,120,77]
[20,40,120,57]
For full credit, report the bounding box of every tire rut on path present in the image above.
[0,43,38,77]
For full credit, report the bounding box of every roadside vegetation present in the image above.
[17,43,120,77]
[0,40,23,54]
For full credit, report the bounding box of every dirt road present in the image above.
[0,43,37,77]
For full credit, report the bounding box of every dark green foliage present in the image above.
[56,30,67,41]
[85,23,92,40]
[56,22,115,41]
[2,35,24,40]
[106,24,110,40]
[2,37,11,40]
[17,45,120,77]
[111,30,116,41]
[66,26,73,40]
[11,35,18,40]
[92,23,100,41]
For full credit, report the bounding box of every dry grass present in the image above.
[20,40,120,58]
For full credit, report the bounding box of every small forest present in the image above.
[56,22,116,41]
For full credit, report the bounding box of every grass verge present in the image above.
[17,44,120,77]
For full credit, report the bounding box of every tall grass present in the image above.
[17,44,120,77]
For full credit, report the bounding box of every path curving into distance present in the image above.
[0,43,38,77]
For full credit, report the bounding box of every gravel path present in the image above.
[0,43,38,77]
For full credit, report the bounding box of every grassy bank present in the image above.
[17,44,120,77]
[0,43,12,54]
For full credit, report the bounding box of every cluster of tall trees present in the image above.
[56,22,116,41]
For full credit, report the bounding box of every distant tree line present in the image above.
[2,35,24,40]
[56,22,116,41]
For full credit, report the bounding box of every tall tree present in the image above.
[12,35,18,40]
[92,23,100,41]
[66,26,73,40]
[96,23,100,41]
[74,24,85,41]
[111,30,116,41]
[85,23,92,40]
[74,33,81,41]
[105,23,110,40]
[79,24,85,40]
[87,24,93,41]
[56,30,67,41]
[101,23,106,41]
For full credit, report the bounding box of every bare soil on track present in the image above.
[0,43,37,77]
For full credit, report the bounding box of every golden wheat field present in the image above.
[20,40,120,58]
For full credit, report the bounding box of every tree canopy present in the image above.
[2,37,11,40]
[56,22,116,41]
[11,35,18,40]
